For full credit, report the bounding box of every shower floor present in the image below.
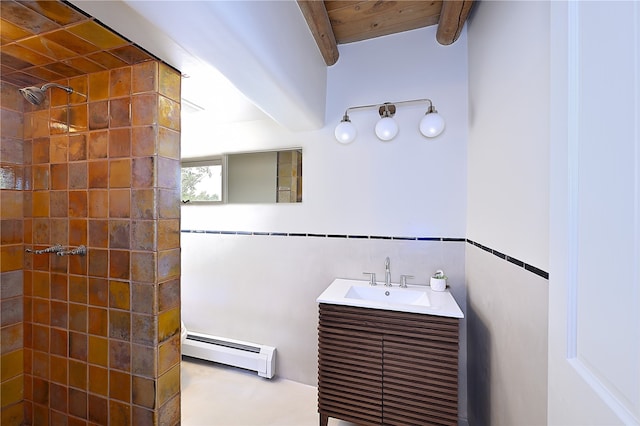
[181,357,355,426]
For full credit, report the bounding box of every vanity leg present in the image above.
[319,413,329,426]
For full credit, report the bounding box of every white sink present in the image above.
[345,285,430,307]
[317,278,464,318]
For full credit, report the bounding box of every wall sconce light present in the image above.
[334,98,445,144]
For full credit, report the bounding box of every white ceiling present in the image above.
[70,1,327,129]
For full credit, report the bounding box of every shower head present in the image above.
[19,83,82,106]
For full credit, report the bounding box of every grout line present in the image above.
[180,230,549,280]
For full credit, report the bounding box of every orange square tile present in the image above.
[109,280,130,310]
[157,306,179,343]
[110,68,132,97]
[88,396,109,426]
[89,100,109,130]
[132,157,154,188]
[69,303,87,333]
[50,383,68,413]
[0,191,22,218]
[132,375,155,409]
[132,94,157,126]
[132,125,156,156]
[50,106,69,134]
[131,313,156,347]
[32,219,50,246]
[158,96,180,131]
[109,159,131,188]
[131,220,156,251]
[88,306,108,336]
[158,63,181,102]
[157,363,180,407]
[109,189,130,218]
[32,138,50,164]
[157,127,180,160]
[32,350,49,379]
[69,275,88,304]
[2,375,24,406]
[69,218,87,246]
[132,283,156,315]
[50,300,68,328]
[69,104,88,133]
[130,251,156,283]
[68,253,87,276]
[32,324,49,352]
[88,160,108,188]
[68,190,87,217]
[132,61,157,94]
[31,110,49,138]
[158,248,180,281]
[69,134,87,161]
[109,310,130,341]
[88,366,108,397]
[109,340,131,372]
[109,250,130,280]
[109,400,131,425]
[69,161,87,189]
[50,355,68,385]
[50,163,68,189]
[69,75,88,105]
[87,335,108,367]
[88,219,108,248]
[109,370,131,403]
[158,189,179,219]
[88,71,109,102]
[88,249,109,278]
[109,128,131,158]
[50,272,68,301]
[50,191,67,217]
[50,328,68,357]
[88,190,108,218]
[0,245,24,273]
[0,349,23,382]
[69,387,87,418]
[131,189,155,220]
[32,298,49,325]
[157,220,179,250]
[109,220,130,249]
[50,135,68,163]
[32,164,49,190]
[32,271,49,298]
[110,98,131,128]
[69,332,88,363]
[32,191,49,217]
[88,131,108,159]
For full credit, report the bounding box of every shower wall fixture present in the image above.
[19,82,86,105]
[25,244,87,256]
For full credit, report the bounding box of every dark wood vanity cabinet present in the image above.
[318,303,459,426]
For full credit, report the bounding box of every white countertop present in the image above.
[317,278,464,318]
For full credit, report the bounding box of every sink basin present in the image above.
[345,285,430,307]
[317,278,464,318]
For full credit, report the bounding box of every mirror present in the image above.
[181,149,302,204]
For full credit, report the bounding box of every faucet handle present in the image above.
[399,274,414,288]
[363,272,377,286]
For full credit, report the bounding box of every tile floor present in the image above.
[181,357,355,426]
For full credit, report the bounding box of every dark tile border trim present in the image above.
[180,230,549,280]
[467,239,549,280]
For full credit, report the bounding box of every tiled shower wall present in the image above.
[1,61,182,425]
[1,80,26,424]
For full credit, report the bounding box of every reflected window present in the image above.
[180,158,223,204]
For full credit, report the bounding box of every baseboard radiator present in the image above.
[182,331,276,379]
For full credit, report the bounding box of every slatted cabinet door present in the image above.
[318,303,459,426]
[318,307,384,425]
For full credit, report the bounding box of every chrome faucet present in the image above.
[384,257,392,287]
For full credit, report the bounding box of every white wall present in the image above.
[181,26,469,420]
[467,1,550,424]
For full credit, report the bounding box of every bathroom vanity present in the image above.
[316,279,463,426]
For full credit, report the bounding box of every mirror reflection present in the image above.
[181,149,302,204]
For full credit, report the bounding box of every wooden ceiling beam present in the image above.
[436,0,474,45]
[297,1,339,66]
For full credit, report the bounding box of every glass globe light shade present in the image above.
[419,112,445,138]
[375,117,398,141]
[334,120,357,144]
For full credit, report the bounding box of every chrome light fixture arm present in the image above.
[335,98,444,144]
